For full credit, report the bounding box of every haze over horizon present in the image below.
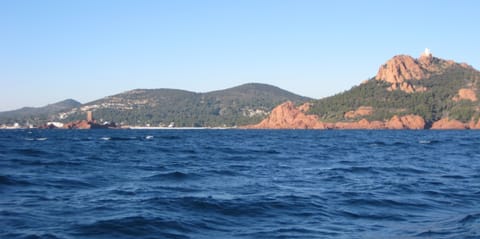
[1,0,479,111]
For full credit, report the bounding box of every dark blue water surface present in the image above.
[1,129,479,238]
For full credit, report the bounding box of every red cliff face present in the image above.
[344,106,373,119]
[244,101,327,129]
[453,88,478,102]
[431,118,467,130]
[376,55,428,84]
[333,115,425,130]
[333,119,385,129]
[386,115,425,130]
[468,119,480,129]
[375,51,467,93]
[244,102,427,130]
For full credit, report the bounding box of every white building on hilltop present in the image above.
[422,48,432,57]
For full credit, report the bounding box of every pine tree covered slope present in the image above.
[59,83,310,127]
[0,99,81,125]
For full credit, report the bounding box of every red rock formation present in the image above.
[467,119,480,129]
[453,88,477,102]
[386,115,425,129]
[244,102,429,130]
[399,115,425,129]
[297,102,313,113]
[344,106,373,119]
[386,115,404,129]
[431,118,467,130]
[375,51,466,93]
[333,119,385,129]
[376,55,427,84]
[244,101,327,129]
[387,82,427,93]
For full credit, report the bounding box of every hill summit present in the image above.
[375,49,473,93]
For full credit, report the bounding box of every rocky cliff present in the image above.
[244,102,327,129]
[375,49,472,93]
[244,101,427,129]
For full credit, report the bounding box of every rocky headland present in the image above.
[243,100,480,130]
[243,101,327,129]
[245,49,480,130]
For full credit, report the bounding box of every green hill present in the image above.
[0,99,81,125]
[58,83,310,127]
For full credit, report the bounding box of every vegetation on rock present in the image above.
[309,60,480,126]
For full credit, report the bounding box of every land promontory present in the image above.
[246,49,480,129]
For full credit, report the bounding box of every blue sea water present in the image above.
[0,129,479,239]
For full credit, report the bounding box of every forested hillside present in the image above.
[58,83,310,127]
[309,54,480,127]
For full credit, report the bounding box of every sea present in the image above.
[1,129,479,239]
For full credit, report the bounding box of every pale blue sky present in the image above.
[1,0,479,111]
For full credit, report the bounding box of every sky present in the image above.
[0,0,479,111]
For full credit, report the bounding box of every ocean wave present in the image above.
[378,166,428,174]
[0,232,61,239]
[45,177,94,189]
[25,137,48,141]
[8,157,82,167]
[458,212,480,224]
[100,136,138,141]
[13,148,50,157]
[0,175,32,186]
[419,139,441,144]
[340,198,430,210]
[336,209,405,221]
[236,227,340,238]
[143,171,199,182]
[72,216,192,238]
[145,135,154,140]
[329,166,379,174]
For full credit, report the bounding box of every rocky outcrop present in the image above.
[387,82,427,93]
[334,119,385,129]
[297,102,313,113]
[244,101,327,129]
[375,49,468,93]
[333,115,425,130]
[453,88,477,102]
[344,106,373,119]
[468,119,480,129]
[431,118,467,129]
[385,115,425,129]
[376,55,428,84]
[244,102,428,130]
